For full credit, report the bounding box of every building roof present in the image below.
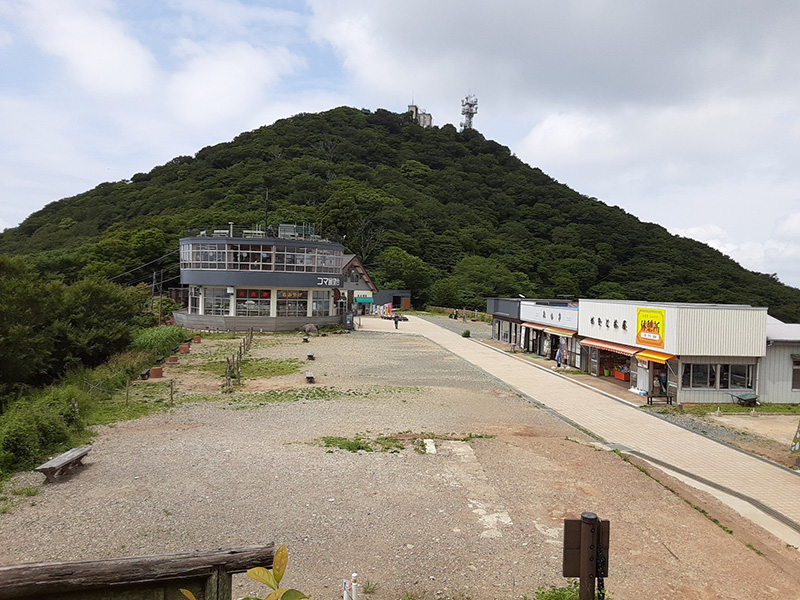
[342,254,378,293]
[766,315,800,342]
[579,298,766,311]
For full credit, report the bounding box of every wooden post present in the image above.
[126,379,130,406]
[170,379,174,405]
[579,512,599,600]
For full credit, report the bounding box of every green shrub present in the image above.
[461,329,471,338]
[0,417,42,469]
[130,325,187,357]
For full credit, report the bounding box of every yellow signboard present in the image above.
[636,308,665,349]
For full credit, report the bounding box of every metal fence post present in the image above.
[579,512,599,600]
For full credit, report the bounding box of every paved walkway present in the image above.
[361,315,800,547]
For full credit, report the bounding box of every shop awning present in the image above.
[355,297,373,303]
[579,338,641,356]
[543,326,576,337]
[521,322,547,330]
[635,349,676,364]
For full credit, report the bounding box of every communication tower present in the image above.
[460,94,478,131]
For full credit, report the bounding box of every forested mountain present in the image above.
[2,106,799,321]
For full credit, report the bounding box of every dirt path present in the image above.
[2,331,799,600]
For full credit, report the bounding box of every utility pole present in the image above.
[151,271,157,311]
[158,269,164,324]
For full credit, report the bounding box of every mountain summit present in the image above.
[2,106,798,321]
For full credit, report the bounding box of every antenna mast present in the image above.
[460,94,478,131]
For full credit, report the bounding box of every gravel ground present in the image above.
[2,329,799,600]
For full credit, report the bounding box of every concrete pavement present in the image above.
[360,315,800,547]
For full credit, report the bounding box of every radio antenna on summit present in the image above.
[460,94,478,131]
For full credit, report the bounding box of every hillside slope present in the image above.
[2,106,799,321]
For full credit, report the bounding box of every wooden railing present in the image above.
[0,544,274,600]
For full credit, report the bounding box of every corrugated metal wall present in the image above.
[759,344,800,404]
[675,307,766,356]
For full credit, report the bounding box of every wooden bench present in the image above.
[307,352,315,360]
[140,368,151,380]
[35,447,91,483]
[646,394,674,405]
[305,370,315,383]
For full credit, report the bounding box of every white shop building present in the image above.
[519,300,579,366]
[578,300,767,403]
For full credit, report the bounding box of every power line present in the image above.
[108,249,179,281]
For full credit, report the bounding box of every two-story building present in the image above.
[174,224,345,331]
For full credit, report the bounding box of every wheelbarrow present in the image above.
[729,392,759,407]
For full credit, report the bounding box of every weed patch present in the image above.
[198,357,303,379]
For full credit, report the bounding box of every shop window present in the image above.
[276,290,308,317]
[312,290,331,316]
[189,286,201,314]
[719,364,754,390]
[682,363,716,389]
[235,289,271,316]
[793,359,800,391]
[203,287,230,316]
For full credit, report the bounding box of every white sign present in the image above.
[519,303,578,329]
[317,277,342,286]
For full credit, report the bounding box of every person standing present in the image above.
[393,314,400,329]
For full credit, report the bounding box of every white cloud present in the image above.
[165,41,303,128]
[776,212,800,239]
[17,0,158,97]
[4,0,800,292]
[167,0,304,37]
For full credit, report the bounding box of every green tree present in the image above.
[372,247,434,305]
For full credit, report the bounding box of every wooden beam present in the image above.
[0,544,274,599]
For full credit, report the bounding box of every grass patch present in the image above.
[314,430,489,454]
[10,487,39,497]
[746,543,765,556]
[321,436,374,452]
[647,403,800,416]
[198,357,303,379]
[361,580,378,594]
[530,579,613,599]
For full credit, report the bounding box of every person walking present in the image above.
[393,314,400,329]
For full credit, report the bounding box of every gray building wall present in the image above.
[373,290,410,307]
[486,298,521,320]
[759,344,800,404]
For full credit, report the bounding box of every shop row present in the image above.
[487,298,800,404]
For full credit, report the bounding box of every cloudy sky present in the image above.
[2,1,800,287]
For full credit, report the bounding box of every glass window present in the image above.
[235,289,271,316]
[793,360,800,391]
[203,287,230,316]
[682,363,716,389]
[719,364,754,389]
[189,286,201,314]
[276,290,308,317]
[312,290,330,316]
